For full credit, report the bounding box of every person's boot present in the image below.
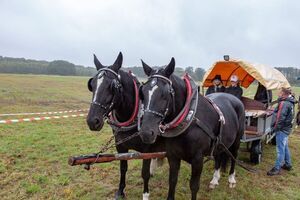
[281,164,292,171]
[267,167,280,176]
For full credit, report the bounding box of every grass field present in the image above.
[1,73,300,200]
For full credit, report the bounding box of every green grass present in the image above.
[0,73,300,200]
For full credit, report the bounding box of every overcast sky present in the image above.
[0,0,299,69]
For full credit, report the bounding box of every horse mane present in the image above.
[119,69,140,86]
[114,69,139,120]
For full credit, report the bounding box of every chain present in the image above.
[84,132,140,169]
[105,132,139,151]
[98,135,115,154]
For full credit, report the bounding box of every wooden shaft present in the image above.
[68,152,167,166]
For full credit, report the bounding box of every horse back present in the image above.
[205,93,245,146]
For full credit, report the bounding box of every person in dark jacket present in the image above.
[267,87,295,176]
[254,82,272,104]
[205,74,225,95]
[225,75,243,99]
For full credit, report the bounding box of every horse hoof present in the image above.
[229,183,236,188]
[143,192,150,200]
[115,191,126,200]
[209,183,217,189]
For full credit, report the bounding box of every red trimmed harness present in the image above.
[109,73,139,127]
[160,74,193,130]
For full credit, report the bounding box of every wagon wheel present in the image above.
[250,140,262,164]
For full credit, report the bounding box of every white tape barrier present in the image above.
[0,113,87,124]
[0,109,89,117]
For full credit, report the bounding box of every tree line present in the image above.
[0,56,299,84]
[0,56,206,81]
[0,56,96,76]
[275,67,300,85]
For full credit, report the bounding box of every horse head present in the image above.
[86,52,123,131]
[139,58,176,144]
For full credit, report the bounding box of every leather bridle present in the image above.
[91,68,122,118]
[142,74,176,128]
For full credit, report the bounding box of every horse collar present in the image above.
[108,75,140,130]
[145,74,198,138]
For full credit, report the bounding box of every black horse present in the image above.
[86,52,165,200]
[139,58,245,200]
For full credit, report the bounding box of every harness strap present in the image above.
[108,73,139,130]
[144,109,165,118]
[98,68,120,80]
[205,97,226,125]
[193,97,225,159]
[151,74,172,86]
[160,74,193,131]
[91,68,122,117]
[108,74,140,128]
[194,117,218,158]
[194,99,256,173]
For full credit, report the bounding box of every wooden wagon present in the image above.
[202,56,291,164]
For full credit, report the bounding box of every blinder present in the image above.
[138,85,144,100]
[87,78,93,92]
[111,78,123,94]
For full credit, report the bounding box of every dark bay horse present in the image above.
[139,58,245,200]
[86,52,165,200]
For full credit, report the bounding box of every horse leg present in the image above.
[167,157,181,200]
[115,148,128,200]
[228,144,239,188]
[209,154,221,189]
[190,152,204,200]
[142,159,151,200]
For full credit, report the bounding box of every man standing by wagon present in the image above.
[267,87,295,176]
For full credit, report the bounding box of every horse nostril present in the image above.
[151,131,155,136]
[94,118,100,125]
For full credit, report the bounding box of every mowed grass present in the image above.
[0,73,300,200]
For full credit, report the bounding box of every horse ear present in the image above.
[111,52,123,72]
[164,57,175,77]
[141,60,153,77]
[93,54,104,70]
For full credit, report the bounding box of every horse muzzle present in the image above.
[86,116,105,131]
[139,129,158,144]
